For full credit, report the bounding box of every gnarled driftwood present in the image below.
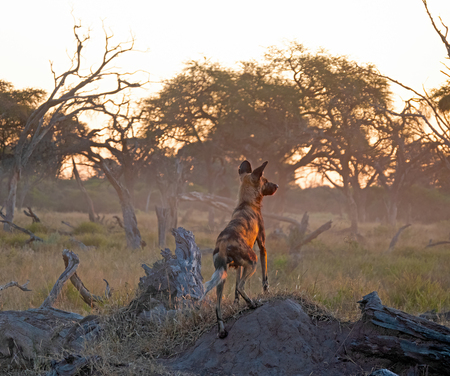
[0,250,103,369]
[348,291,450,374]
[131,227,203,313]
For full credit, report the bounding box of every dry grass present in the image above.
[2,210,450,319]
[2,209,450,374]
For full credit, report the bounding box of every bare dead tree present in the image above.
[3,23,145,231]
[373,2,450,159]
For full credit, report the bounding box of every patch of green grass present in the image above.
[26,222,49,235]
[74,221,106,235]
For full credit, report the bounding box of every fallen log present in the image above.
[0,250,103,369]
[40,250,80,309]
[348,291,450,374]
[62,251,104,307]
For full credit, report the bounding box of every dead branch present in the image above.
[289,213,332,253]
[63,252,103,307]
[113,215,124,228]
[62,221,75,229]
[23,207,40,223]
[422,0,450,59]
[300,220,332,247]
[425,240,450,248]
[387,224,411,252]
[0,280,31,292]
[0,207,43,243]
[40,250,80,309]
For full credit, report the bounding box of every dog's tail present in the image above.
[202,247,228,299]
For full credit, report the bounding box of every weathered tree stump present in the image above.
[348,291,450,375]
[131,227,204,314]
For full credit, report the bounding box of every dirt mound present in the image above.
[168,299,380,376]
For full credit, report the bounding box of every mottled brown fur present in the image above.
[203,160,278,339]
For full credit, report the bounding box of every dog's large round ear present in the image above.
[251,161,268,180]
[239,160,252,175]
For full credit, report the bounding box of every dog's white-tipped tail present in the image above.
[201,268,227,300]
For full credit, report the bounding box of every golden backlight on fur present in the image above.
[202,160,278,339]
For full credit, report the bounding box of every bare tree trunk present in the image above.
[168,195,178,229]
[72,159,97,222]
[155,205,170,249]
[17,174,31,210]
[346,187,359,234]
[208,207,215,231]
[385,197,398,226]
[3,168,19,232]
[145,190,152,213]
[98,160,142,250]
[121,195,142,250]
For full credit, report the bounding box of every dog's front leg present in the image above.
[256,238,269,292]
[234,267,242,304]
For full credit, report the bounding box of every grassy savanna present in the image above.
[1,208,450,322]
[2,208,450,375]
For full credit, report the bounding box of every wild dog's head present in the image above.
[238,160,278,203]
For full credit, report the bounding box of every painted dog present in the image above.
[202,160,278,338]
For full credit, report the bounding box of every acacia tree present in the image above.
[266,43,392,233]
[143,60,233,196]
[214,60,325,213]
[143,60,236,228]
[0,81,45,197]
[372,103,436,225]
[145,59,326,215]
[2,24,143,231]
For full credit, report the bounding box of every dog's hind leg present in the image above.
[234,267,242,304]
[237,261,257,309]
[216,280,228,338]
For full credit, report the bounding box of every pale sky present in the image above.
[2,0,450,108]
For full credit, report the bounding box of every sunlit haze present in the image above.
[2,0,450,106]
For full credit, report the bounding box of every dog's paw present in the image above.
[218,329,228,339]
